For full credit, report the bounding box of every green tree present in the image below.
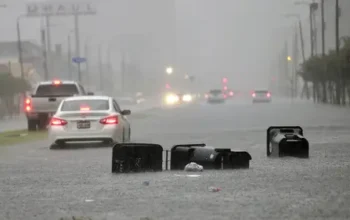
[0,74,31,117]
[298,36,350,105]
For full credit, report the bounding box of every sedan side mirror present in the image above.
[121,109,131,115]
[87,92,94,95]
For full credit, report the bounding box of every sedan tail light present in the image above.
[252,93,256,97]
[100,115,119,125]
[50,117,68,126]
[267,92,271,97]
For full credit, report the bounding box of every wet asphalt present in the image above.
[1,98,350,220]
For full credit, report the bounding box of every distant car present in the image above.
[116,97,137,105]
[252,89,272,103]
[48,95,131,149]
[135,92,146,104]
[206,89,226,103]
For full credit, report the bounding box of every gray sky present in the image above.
[0,0,310,90]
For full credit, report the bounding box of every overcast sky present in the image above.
[0,0,310,90]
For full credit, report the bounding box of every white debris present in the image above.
[184,162,203,172]
[186,174,201,177]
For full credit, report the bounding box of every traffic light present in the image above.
[222,77,228,84]
[287,56,292,61]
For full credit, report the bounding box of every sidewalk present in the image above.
[0,115,27,132]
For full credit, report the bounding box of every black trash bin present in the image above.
[112,143,163,173]
[267,126,309,158]
[170,143,252,170]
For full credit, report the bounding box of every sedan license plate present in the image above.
[77,121,91,129]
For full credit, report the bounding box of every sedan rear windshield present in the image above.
[255,90,269,94]
[35,84,79,97]
[61,100,109,111]
[209,90,222,95]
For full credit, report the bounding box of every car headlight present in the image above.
[182,94,192,102]
[165,94,180,105]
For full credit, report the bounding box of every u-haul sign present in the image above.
[26,2,97,16]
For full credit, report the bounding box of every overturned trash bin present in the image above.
[267,126,309,158]
[170,143,252,170]
[112,143,163,173]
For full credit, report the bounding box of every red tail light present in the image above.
[24,97,32,112]
[252,93,256,97]
[267,92,271,97]
[229,91,234,96]
[50,117,67,126]
[223,94,227,99]
[205,94,209,99]
[100,115,118,125]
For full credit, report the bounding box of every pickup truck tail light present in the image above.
[24,98,32,112]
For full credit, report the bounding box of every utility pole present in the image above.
[309,4,314,57]
[107,46,111,94]
[16,16,24,80]
[84,42,90,88]
[45,15,52,74]
[335,0,340,55]
[67,34,72,80]
[298,19,306,62]
[74,14,81,83]
[335,0,341,105]
[121,51,126,95]
[321,0,325,56]
[98,44,103,91]
[292,25,299,100]
[41,29,49,80]
[312,6,317,54]
[284,40,289,98]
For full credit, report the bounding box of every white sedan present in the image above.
[48,96,131,149]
